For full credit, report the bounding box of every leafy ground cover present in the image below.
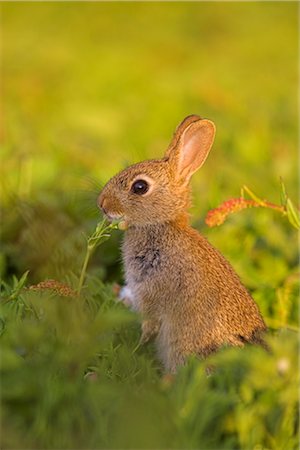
[1,3,299,449]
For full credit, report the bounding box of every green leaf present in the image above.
[242,185,264,205]
[0,317,5,336]
[6,271,30,301]
[280,177,288,207]
[286,198,300,230]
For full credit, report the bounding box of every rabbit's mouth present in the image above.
[106,213,128,231]
[106,212,122,221]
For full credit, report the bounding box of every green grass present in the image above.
[1,3,299,449]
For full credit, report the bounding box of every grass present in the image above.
[1,2,299,449]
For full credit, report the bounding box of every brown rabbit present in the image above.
[98,115,267,372]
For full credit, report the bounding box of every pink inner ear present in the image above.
[179,121,215,179]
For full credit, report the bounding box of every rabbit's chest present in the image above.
[122,227,182,312]
[125,246,162,283]
[121,246,163,312]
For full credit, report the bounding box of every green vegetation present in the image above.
[1,3,299,449]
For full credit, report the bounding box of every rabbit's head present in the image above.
[98,115,216,227]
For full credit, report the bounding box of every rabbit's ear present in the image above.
[166,116,216,183]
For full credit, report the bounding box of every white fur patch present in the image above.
[119,285,140,311]
[119,285,133,302]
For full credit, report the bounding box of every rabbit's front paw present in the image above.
[140,319,160,344]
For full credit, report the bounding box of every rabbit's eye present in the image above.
[131,179,149,195]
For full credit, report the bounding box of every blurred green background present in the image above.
[2,2,298,196]
[1,1,298,311]
[1,3,299,449]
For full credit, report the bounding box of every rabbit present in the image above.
[98,115,267,373]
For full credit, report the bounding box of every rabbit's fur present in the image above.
[98,115,267,372]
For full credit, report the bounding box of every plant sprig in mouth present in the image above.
[105,213,128,230]
[111,218,128,231]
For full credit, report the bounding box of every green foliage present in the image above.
[77,219,119,295]
[1,2,299,449]
[1,274,298,450]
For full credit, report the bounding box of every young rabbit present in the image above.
[98,115,267,373]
